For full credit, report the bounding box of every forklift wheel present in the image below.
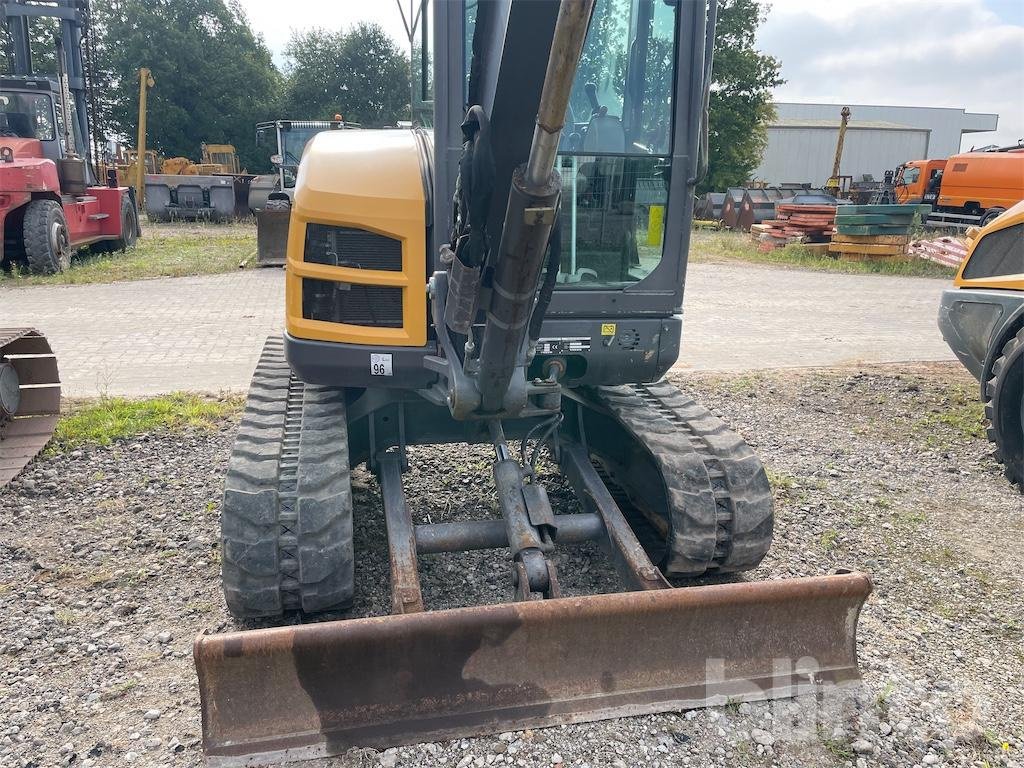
[23,199,72,274]
[92,196,139,254]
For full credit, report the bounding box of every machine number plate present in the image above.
[536,337,591,354]
[370,354,393,376]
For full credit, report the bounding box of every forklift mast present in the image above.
[1,0,95,165]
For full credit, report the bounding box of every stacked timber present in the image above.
[750,204,836,251]
[829,204,929,261]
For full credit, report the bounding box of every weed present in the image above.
[817,725,855,759]
[50,393,242,452]
[766,469,797,493]
[875,680,897,714]
[54,609,77,625]
[892,509,927,528]
[912,384,985,448]
[820,529,839,551]
[727,373,762,395]
[101,679,138,700]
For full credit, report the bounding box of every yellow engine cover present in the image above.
[285,129,428,347]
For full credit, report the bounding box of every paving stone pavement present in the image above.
[0,264,954,397]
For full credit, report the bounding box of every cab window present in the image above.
[962,223,1024,280]
[555,0,678,289]
[0,92,55,141]
[899,166,920,185]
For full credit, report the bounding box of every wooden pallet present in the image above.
[831,233,910,245]
[829,241,909,256]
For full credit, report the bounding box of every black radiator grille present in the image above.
[302,279,404,328]
[304,224,403,271]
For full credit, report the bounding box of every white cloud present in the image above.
[236,0,411,65]
[757,0,1024,148]
[234,0,1024,150]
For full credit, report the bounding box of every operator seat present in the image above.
[3,112,33,138]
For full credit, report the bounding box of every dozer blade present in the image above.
[1,328,61,488]
[195,571,870,766]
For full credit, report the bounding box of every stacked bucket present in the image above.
[828,204,931,261]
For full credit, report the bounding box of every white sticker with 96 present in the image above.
[370,353,393,376]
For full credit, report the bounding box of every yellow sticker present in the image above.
[601,323,617,336]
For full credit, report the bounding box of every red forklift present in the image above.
[0,0,138,274]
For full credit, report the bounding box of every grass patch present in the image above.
[817,726,855,759]
[50,393,241,452]
[820,528,839,551]
[690,230,956,278]
[1,224,256,286]
[766,468,797,494]
[913,383,985,448]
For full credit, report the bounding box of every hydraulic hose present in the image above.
[528,216,562,343]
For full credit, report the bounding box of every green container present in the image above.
[839,204,930,216]
[834,214,915,226]
[834,224,912,236]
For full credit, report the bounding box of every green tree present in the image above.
[92,0,281,171]
[702,0,782,193]
[282,23,410,127]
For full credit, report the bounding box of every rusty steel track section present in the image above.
[0,328,60,487]
[589,381,774,575]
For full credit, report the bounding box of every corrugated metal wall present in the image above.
[753,126,930,186]
[773,103,998,158]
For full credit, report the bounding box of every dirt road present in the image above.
[0,263,954,397]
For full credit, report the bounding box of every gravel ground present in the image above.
[2,362,1022,768]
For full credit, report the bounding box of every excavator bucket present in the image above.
[0,328,60,488]
[195,571,870,766]
[255,199,291,267]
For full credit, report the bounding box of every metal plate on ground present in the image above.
[195,571,871,766]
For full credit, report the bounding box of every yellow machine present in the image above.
[144,143,250,221]
[824,106,852,196]
[193,1,872,763]
[939,201,1024,488]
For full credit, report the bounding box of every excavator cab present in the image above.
[194,2,871,763]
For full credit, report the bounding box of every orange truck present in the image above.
[895,148,1024,229]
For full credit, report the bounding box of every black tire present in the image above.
[93,196,139,253]
[221,336,355,618]
[980,208,1005,227]
[23,200,72,274]
[985,327,1024,491]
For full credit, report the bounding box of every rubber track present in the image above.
[1,328,61,488]
[591,380,773,575]
[221,336,354,618]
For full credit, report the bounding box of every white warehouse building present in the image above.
[751,103,999,187]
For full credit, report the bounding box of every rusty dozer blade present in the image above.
[0,328,61,488]
[195,571,870,766]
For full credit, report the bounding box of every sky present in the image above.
[237,0,1024,150]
